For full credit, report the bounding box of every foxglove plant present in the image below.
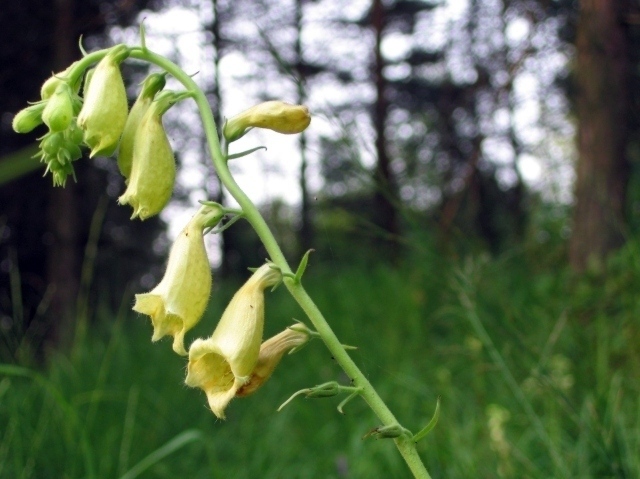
[11,27,437,478]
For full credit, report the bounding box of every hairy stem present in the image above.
[128,47,431,479]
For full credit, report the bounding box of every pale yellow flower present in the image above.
[133,204,223,355]
[77,45,129,157]
[185,264,281,418]
[117,72,167,179]
[118,91,177,220]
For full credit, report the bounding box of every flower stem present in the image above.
[129,47,432,479]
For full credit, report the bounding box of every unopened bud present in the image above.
[236,327,311,398]
[223,101,311,142]
[40,62,81,100]
[12,103,45,134]
[42,83,74,132]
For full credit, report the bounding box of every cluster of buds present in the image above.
[13,63,84,186]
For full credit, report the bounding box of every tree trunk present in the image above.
[206,0,232,277]
[45,0,81,349]
[294,0,313,254]
[371,0,399,255]
[570,0,630,271]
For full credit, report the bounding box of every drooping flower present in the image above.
[185,264,281,418]
[133,204,224,355]
[223,101,311,142]
[117,72,167,179]
[118,90,179,220]
[77,45,129,157]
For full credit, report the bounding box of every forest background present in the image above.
[1,0,640,478]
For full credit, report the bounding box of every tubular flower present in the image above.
[223,101,311,142]
[133,204,224,355]
[117,72,167,179]
[236,327,310,398]
[77,45,130,157]
[185,264,282,418]
[118,91,179,220]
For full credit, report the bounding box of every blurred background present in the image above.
[1,0,640,478]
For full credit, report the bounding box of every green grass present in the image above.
[1,241,640,478]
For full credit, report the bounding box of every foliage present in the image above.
[1,238,639,478]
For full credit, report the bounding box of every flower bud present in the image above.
[12,103,45,134]
[40,62,81,100]
[118,73,167,179]
[118,91,178,220]
[185,264,281,418]
[133,204,224,355]
[77,45,130,157]
[223,101,311,142]
[236,327,310,398]
[42,83,74,132]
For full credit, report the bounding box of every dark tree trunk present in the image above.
[45,0,81,348]
[371,0,399,255]
[295,0,312,254]
[207,0,232,277]
[570,0,630,271]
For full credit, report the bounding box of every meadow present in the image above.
[1,237,639,478]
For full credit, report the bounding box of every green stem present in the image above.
[127,47,431,479]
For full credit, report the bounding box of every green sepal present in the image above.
[78,35,88,56]
[337,389,362,414]
[226,146,267,161]
[412,397,441,443]
[293,249,314,284]
[363,423,412,440]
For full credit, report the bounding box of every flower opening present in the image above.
[185,264,281,418]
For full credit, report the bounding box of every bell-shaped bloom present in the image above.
[77,45,129,157]
[236,327,310,398]
[118,91,178,220]
[185,264,281,418]
[223,101,311,142]
[42,83,74,132]
[117,72,167,179]
[133,204,224,355]
[12,102,46,134]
